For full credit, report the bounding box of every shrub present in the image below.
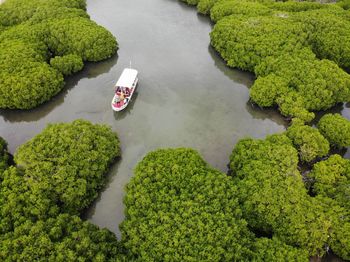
[197,0,220,14]
[210,0,272,23]
[318,113,350,148]
[268,1,327,12]
[286,121,330,163]
[13,120,120,216]
[0,214,123,261]
[210,8,350,119]
[46,17,117,61]
[338,0,350,10]
[0,137,10,176]
[293,10,350,69]
[0,39,64,109]
[0,0,118,109]
[309,154,350,209]
[0,0,86,27]
[230,136,331,256]
[50,54,84,76]
[255,49,350,112]
[251,237,309,261]
[210,15,308,72]
[250,74,289,107]
[0,166,59,233]
[180,0,199,6]
[121,148,254,261]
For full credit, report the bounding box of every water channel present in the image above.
[0,0,349,245]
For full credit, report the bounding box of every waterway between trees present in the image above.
[0,0,349,242]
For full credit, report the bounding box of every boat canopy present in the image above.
[116,68,138,88]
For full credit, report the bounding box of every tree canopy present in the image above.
[177,0,350,121]
[318,113,350,148]
[286,120,329,163]
[0,120,123,260]
[230,134,332,257]
[0,214,124,262]
[121,148,308,261]
[0,137,10,176]
[0,0,117,109]
[0,120,120,233]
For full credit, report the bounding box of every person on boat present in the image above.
[120,91,125,101]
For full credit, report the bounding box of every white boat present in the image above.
[111,68,138,111]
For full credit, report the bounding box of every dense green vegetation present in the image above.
[229,133,350,259]
[0,214,123,261]
[230,134,331,256]
[318,113,350,148]
[179,0,350,121]
[1,0,350,260]
[0,0,117,109]
[0,137,10,175]
[286,120,329,162]
[0,120,123,260]
[308,155,350,259]
[0,120,120,230]
[50,54,84,76]
[309,154,350,209]
[121,148,308,261]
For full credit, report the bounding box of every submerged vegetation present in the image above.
[0,0,117,109]
[0,120,123,260]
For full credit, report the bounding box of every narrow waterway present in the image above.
[3,0,345,239]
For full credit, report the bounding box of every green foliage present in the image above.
[209,5,350,119]
[46,17,117,62]
[338,0,350,10]
[276,91,315,122]
[0,39,64,109]
[13,120,120,216]
[210,0,272,22]
[293,10,350,69]
[0,0,86,27]
[311,183,350,260]
[197,0,220,14]
[50,54,84,76]
[230,135,331,256]
[0,137,10,176]
[251,237,309,261]
[268,1,327,12]
[121,148,254,261]
[309,154,350,210]
[0,0,117,109]
[318,113,350,148]
[330,218,350,261]
[0,166,60,233]
[0,214,123,261]
[210,15,308,72]
[250,74,289,107]
[0,120,125,260]
[256,49,350,111]
[180,0,199,6]
[286,121,329,162]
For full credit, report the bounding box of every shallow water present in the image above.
[1,0,347,240]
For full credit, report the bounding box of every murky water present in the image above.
[3,0,341,238]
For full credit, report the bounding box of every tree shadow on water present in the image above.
[0,54,118,123]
